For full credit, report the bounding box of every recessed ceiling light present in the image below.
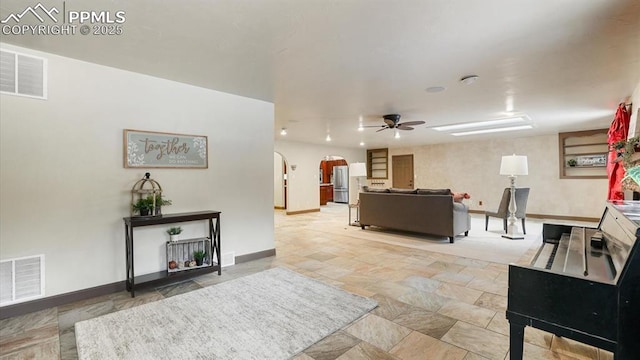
[460,75,479,85]
[326,134,331,142]
[432,117,527,131]
[451,125,533,136]
[359,142,365,146]
[426,86,446,93]
[280,128,287,135]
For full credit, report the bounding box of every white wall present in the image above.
[274,140,366,212]
[0,44,274,297]
[386,134,607,218]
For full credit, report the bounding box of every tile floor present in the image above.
[0,204,612,360]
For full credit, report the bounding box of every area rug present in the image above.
[75,267,377,360]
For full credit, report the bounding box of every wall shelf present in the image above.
[367,148,388,179]
[559,129,609,179]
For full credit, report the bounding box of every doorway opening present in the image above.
[274,152,288,210]
[319,156,349,206]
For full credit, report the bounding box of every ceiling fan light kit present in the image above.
[363,114,426,133]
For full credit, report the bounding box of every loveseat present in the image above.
[359,188,470,243]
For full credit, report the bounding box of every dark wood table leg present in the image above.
[509,322,525,360]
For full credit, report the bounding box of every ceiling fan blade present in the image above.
[362,125,385,128]
[398,121,425,127]
[376,127,389,132]
[397,126,414,130]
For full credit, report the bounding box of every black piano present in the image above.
[507,201,640,359]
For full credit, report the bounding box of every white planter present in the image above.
[169,234,179,242]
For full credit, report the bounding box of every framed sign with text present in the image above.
[123,129,208,169]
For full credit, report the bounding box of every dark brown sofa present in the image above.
[359,189,471,243]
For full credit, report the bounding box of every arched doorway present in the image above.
[319,155,349,206]
[274,152,288,210]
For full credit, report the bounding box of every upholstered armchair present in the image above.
[485,188,530,234]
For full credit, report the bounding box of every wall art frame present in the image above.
[123,129,208,169]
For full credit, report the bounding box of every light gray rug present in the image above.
[75,267,377,360]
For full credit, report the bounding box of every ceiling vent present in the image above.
[0,49,47,99]
[0,255,45,306]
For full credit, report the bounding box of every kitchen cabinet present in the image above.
[320,184,333,205]
[320,159,348,184]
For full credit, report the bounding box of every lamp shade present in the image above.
[500,154,528,176]
[349,162,367,177]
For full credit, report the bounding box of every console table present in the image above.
[123,211,221,297]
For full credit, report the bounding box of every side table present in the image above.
[348,202,360,226]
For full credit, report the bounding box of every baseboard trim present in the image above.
[274,206,285,210]
[0,281,125,320]
[286,208,320,215]
[468,210,599,223]
[235,248,276,264]
[0,248,277,320]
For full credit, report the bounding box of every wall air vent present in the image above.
[0,255,45,307]
[0,49,47,99]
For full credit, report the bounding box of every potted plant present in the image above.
[166,226,182,242]
[611,139,627,157]
[193,250,206,266]
[132,197,154,216]
[567,159,577,167]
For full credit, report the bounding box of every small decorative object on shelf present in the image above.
[194,250,206,266]
[130,173,163,217]
[567,159,577,167]
[167,226,183,242]
[168,260,177,269]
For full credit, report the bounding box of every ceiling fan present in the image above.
[363,114,425,132]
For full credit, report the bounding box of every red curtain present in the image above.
[607,104,631,200]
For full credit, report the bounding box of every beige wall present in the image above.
[380,134,608,218]
[0,44,275,297]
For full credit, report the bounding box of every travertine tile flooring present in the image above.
[0,204,612,359]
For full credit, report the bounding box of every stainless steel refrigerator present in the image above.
[333,165,349,203]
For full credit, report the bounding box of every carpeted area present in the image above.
[75,267,377,360]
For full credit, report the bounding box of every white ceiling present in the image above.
[1,0,639,148]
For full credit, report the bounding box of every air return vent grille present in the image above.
[0,49,47,99]
[0,255,45,306]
